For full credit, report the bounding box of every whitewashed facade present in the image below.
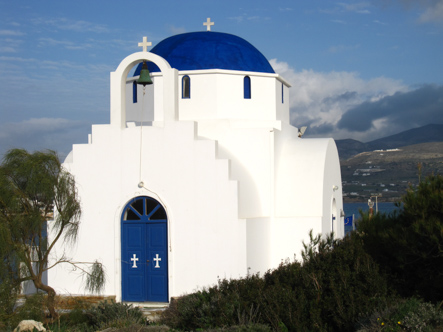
[48,30,343,302]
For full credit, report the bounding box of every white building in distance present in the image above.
[48,24,343,303]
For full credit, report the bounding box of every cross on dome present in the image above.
[138,36,152,52]
[203,17,214,31]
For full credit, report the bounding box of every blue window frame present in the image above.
[244,76,251,99]
[182,75,190,99]
[133,81,137,103]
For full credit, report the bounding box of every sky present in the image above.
[1,0,443,159]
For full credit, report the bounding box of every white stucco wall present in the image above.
[175,70,283,122]
[48,121,247,299]
[274,122,344,237]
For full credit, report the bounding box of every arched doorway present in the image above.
[121,196,168,302]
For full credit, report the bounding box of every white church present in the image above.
[48,20,344,303]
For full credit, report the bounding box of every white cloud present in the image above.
[381,0,443,24]
[168,25,186,35]
[247,16,261,21]
[0,47,16,53]
[31,17,110,33]
[0,118,91,160]
[0,30,24,36]
[270,58,408,141]
[228,16,244,23]
[328,44,360,53]
[0,37,23,53]
[37,37,93,50]
[337,2,372,13]
[418,0,443,23]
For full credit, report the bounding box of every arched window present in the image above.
[182,75,190,99]
[133,81,137,103]
[244,76,251,99]
[122,196,167,222]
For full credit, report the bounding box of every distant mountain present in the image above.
[334,139,371,160]
[336,124,443,160]
[341,141,443,202]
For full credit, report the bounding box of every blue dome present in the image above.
[134,31,275,75]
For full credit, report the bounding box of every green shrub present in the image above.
[356,297,443,331]
[161,274,267,330]
[0,248,21,325]
[84,300,145,329]
[0,274,20,323]
[358,174,443,302]
[199,323,272,331]
[262,232,388,331]
[7,293,47,329]
[161,232,388,332]
[54,298,94,331]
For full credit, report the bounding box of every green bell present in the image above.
[137,61,153,86]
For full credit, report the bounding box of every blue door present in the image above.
[122,196,168,302]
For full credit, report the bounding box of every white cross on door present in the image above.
[153,254,161,268]
[131,254,139,268]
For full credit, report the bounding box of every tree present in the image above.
[358,174,443,302]
[0,149,105,319]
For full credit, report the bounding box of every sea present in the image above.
[343,202,399,234]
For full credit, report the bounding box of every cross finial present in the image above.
[138,36,152,52]
[203,17,214,31]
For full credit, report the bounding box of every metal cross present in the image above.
[131,254,139,268]
[153,254,161,268]
[138,36,152,52]
[203,17,214,31]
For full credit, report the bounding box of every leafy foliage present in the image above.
[161,274,266,330]
[161,232,388,331]
[266,232,388,331]
[0,149,105,320]
[356,297,443,332]
[358,174,443,302]
[6,293,47,329]
[84,300,145,329]
[0,263,20,322]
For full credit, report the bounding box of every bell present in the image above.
[137,61,153,86]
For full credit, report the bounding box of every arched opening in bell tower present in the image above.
[125,62,156,126]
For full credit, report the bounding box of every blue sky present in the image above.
[1,0,443,159]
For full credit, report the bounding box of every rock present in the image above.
[13,320,46,332]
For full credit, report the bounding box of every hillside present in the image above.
[336,124,443,160]
[340,142,443,202]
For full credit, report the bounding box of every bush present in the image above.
[161,232,388,332]
[262,232,388,331]
[358,174,443,302]
[84,300,146,329]
[199,323,272,331]
[6,293,47,329]
[0,274,20,323]
[161,274,267,330]
[54,298,94,331]
[356,297,443,331]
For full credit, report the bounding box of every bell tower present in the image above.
[109,37,179,128]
